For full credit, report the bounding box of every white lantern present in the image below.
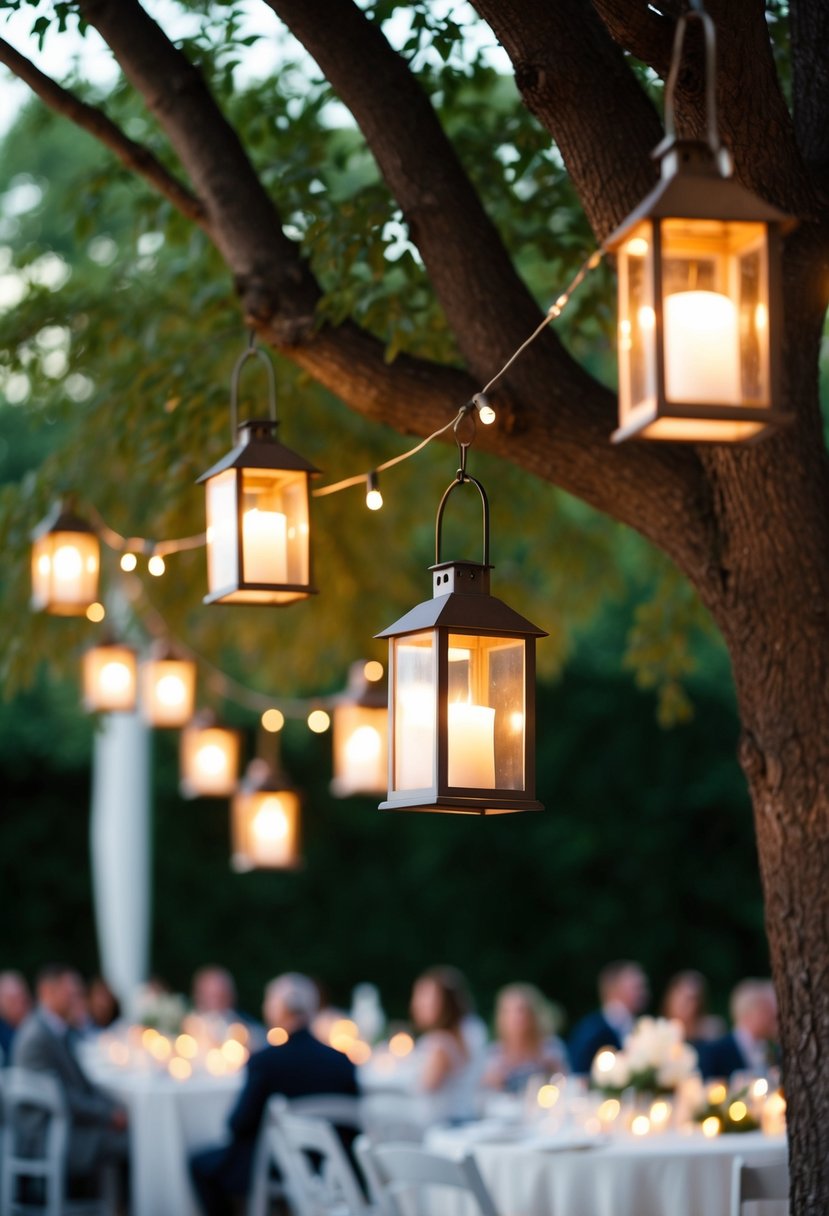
[82,641,138,713]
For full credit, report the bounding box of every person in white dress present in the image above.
[407,966,480,1124]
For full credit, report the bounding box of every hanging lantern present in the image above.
[141,644,197,728]
[606,6,795,444]
[82,640,138,713]
[231,757,302,871]
[180,711,241,798]
[198,338,319,605]
[377,425,546,815]
[331,660,389,797]
[31,501,100,616]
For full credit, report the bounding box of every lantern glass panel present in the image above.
[617,221,657,429]
[660,219,769,405]
[233,790,300,870]
[205,469,239,594]
[32,530,99,614]
[447,633,525,791]
[392,632,435,792]
[239,467,309,589]
[142,659,196,728]
[333,704,388,796]
[83,646,137,713]
[181,726,239,797]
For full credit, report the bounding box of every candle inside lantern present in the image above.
[251,796,291,866]
[99,661,133,703]
[396,684,435,789]
[663,290,741,403]
[344,724,383,790]
[242,508,288,584]
[447,701,495,788]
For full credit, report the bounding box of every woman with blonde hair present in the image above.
[483,983,568,1092]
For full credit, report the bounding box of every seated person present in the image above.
[697,979,778,1079]
[190,972,358,1216]
[0,970,32,1063]
[482,983,568,1092]
[192,964,264,1048]
[11,964,128,1181]
[406,966,479,1124]
[569,960,649,1075]
[661,970,726,1042]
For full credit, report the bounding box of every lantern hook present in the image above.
[434,472,491,568]
[229,332,278,439]
[453,404,478,480]
[663,2,721,161]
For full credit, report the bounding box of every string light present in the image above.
[86,602,106,623]
[365,471,383,511]
[147,553,166,577]
[261,708,285,733]
[307,709,331,734]
[120,553,138,572]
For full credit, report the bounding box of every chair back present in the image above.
[359,1092,422,1145]
[289,1095,364,1130]
[354,1141,499,1216]
[0,1067,69,1216]
[731,1156,790,1216]
[269,1111,371,1216]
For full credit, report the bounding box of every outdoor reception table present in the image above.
[426,1123,788,1216]
[84,1051,243,1216]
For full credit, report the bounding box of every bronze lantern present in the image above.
[198,340,319,605]
[231,757,302,871]
[330,660,389,797]
[377,463,546,815]
[606,7,795,444]
[31,501,100,616]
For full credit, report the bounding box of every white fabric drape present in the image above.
[90,710,151,1010]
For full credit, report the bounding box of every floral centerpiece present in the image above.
[133,985,187,1036]
[592,1016,699,1096]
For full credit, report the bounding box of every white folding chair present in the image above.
[731,1156,790,1216]
[0,1067,112,1216]
[288,1096,364,1129]
[359,1093,423,1146]
[268,1111,373,1216]
[354,1140,499,1216]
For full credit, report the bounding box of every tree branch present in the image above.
[0,34,208,227]
[472,0,664,242]
[791,0,829,176]
[590,0,674,76]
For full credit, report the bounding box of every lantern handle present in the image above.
[434,473,491,568]
[663,3,721,160]
[229,333,278,438]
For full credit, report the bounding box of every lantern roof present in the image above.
[197,419,320,482]
[237,757,298,796]
[376,561,547,640]
[333,660,387,709]
[31,499,97,540]
[605,140,796,251]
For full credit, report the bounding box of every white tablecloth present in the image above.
[426,1125,787,1216]
[98,1070,243,1216]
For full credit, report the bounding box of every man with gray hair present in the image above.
[190,972,358,1216]
[697,979,778,1079]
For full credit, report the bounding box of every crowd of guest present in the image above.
[0,958,781,1215]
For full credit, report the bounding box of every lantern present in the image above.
[606,7,795,444]
[31,501,100,616]
[231,758,301,871]
[377,463,546,815]
[198,340,319,605]
[331,660,389,797]
[82,640,138,713]
[180,712,241,798]
[141,644,197,728]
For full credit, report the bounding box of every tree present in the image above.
[0,1,826,1208]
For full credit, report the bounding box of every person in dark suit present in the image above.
[0,970,32,1063]
[11,964,128,1178]
[568,960,649,1075]
[696,979,778,1080]
[190,972,358,1216]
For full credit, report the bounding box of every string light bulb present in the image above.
[473,394,496,426]
[365,471,383,511]
[120,552,138,572]
[148,553,166,577]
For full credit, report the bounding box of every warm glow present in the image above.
[477,401,496,425]
[54,544,83,581]
[509,710,524,734]
[100,661,132,696]
[221,1039,248,1069]
[198,744,229,778]
[168,1057,192,1081]
[86,602,105,622]
[252,799,289,846]
[728,1100,748,1122]
[388,1032,414,1058]
[701,1116,722,1139]
[364,661,384,682]
[261,708,285,733]
[631,1115,650,1137]
[346,724,382,764]
[347,1040,372,1065]
[752,1078,769,1099]
[141,1029,158,1049]
[598,1098,621,1123]
[205,1048,227,1075]
[366,488,384,511]
[267,1026,289,1047]
[242,508,288,583]
[649,1100,671,1128]
[307,709,331,734]
[148,554,166,577]
[707,1082,728,1105]
[755,302,768,330]
[626,237,649,257]
[156,674,186,707]
[227,1023,249,1045]
[594,1049,617,1074]
[447,701,495,787]
[120,552,138,572]
[537,1084,560,1109]
[175,1034,198,1059]
[148,1035,172,1062]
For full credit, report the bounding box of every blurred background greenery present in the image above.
[0,5,776,1028]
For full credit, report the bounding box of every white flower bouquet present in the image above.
[592,1016,699,1095]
